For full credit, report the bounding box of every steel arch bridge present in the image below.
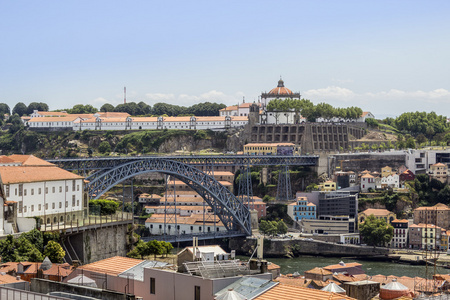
[48,155,319,172]
[87,158,252,236]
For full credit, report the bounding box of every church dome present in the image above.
[268,79,294,96]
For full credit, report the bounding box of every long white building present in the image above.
[28,114,248,131]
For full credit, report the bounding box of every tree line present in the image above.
[3,101,226,117]
[266,98,363,121]
[0,229,65,263]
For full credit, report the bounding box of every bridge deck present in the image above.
[48,155,318,170]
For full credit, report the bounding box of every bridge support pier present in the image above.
[250,209,259,235]
[276,165,293,201]
[238,165,253,208]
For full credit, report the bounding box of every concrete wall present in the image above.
[229,237,389,258]
[31,278,134,300]
[329,152,406,175]
[75,224,128,264]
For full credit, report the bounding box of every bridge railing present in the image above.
[40,211,133,232]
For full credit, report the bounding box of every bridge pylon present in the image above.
[237,164,253,209]
[276,165,293,201]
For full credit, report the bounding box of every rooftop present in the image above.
[254,282,356,300]
[78,256,144,276]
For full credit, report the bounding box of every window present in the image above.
[39,188,41,195]
[77,200,80,207]
[52,203,55,209]
[72,180,76,191]
[66,186,68,192]
[150,278,156,294]
[52,187,55,193]
[59,202,62,209]
[5,186,9,197]
[19,184,23,196]
[65,201,68,208]
[77,185,80,191]
[31,205,34,212]
[24,189,27,196]
[46,187,48,194]
[195,286,201,300]
[31,189,34,195]
[72,195,75,206]
[59,186,62,193]
[45,203,48,210]
[39,204,41,211]
[15,188,17,196]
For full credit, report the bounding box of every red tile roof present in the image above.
[78,256,144,275]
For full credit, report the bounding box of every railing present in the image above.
[40,211,133,232]
[0,286,68,300]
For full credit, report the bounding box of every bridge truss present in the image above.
[86,158,252,236]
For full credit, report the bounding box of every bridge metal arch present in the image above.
[87,158,251,235]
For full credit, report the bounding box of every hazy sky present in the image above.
[1,0,449,118]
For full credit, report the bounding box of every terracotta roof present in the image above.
[267,82,294,96]
[78,256,143,275]
[95,112,130,118]
[305,267,332,276]
[8,155,55,166]
[0,273,25,284]
[28,116,79,123]
[361,173,374,178]
[254,283,356,300]
[275,276,312,288]
[219,106,238,111]
[162,117,192,122]
[35,111,69,116]
[0,166,83,184]
[392,219,409,223]
[97,117,128,123]
[432,163,446,167]
[324,262,362,270]
[0,156,15,164]
[361,112,372,117]
[361,208,393,216]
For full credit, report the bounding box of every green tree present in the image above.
[27,102,49,114]
[359,215,394,246]
[0,103,11,116]
[276,220,288,235]
[43,241,65,263]
[161,241,174,257]
[100,103,115,112]
[147,240,164,259]
[405,137,416,149]
[12,102,27,116]
[98,141,111,154]
[89,199,119,215]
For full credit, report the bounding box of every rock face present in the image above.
[157,135,213,153]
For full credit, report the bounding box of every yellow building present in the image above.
[441,229,448,252]
[429,163,448,184]
[243,143,297,155]
[318,180,337,192]
[381,166,394,178]
[358,208,396,225]
[420,224,441,250]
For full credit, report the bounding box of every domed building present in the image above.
[260,78,301,109]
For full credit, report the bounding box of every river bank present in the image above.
[238,255,450,278]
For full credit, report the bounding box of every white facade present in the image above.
[145,219,226,235]
[405,149,450,174]
[5,178,84,222]
[262,111,306,125]
[29,115,249,132]
[360,175,376,192]
[381,174,399,188]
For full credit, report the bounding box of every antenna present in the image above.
[124,86,127,104]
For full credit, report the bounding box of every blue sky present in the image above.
[1,0,449,118]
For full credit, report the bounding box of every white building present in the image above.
[357,112,376,122]
[381,174,400,189]
[145,213,226,235]
[260,78,301,110]
[405,149,450,174]
[360,173,376,192]
[0,155,86,227]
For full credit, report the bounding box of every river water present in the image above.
[238,255,450,278]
